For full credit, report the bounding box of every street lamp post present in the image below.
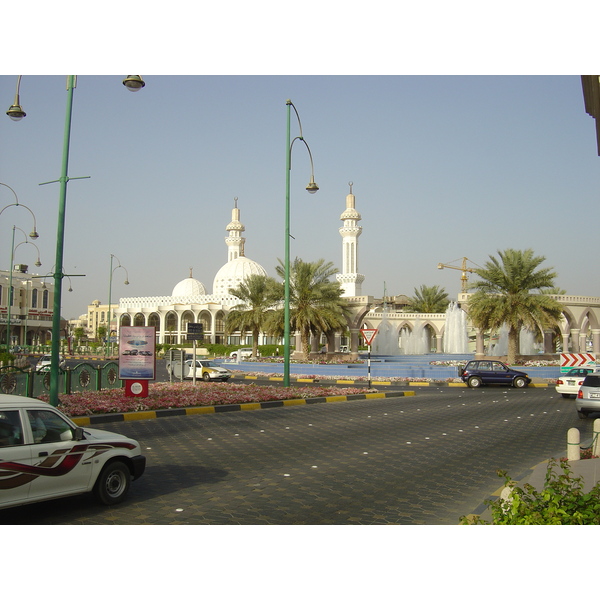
[106,254,129,357]
[6,228,42,351]
[6,76,146,406]
[0,183,39,352]
[283,100,319,387]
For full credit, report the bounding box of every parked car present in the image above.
[555,368,594,398]
[0,394,146,509]
[459,360,531,388]
[229,348,254,360]
[36,354,66,372]
[576,374,600,419]
[168,359,232,382]
[122,349,138,356]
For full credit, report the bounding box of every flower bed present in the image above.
[47,382,368,418]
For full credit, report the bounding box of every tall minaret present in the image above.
[336,182,365,297]
[225,197,245,261]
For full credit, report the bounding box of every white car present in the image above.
[229,348,254,360]
[0,394,146,510]
[36,354,66,372]
[555,368,594,398]
[168,359,232,382]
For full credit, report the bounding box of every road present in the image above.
[0,385,591,525]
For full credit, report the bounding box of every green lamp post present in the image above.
[7,76,146,406]
[283,100,319,387]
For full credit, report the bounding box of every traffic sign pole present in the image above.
[360,329,378,390]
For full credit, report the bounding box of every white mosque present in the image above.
[113,186,375,351]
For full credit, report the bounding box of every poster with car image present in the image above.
[118,326,156,379]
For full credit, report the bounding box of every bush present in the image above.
[462,458,600,524]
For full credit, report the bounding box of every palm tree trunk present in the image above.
[507,326,519,365]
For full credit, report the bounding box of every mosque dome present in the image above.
[172,275,207,297]
[212,256,267,297]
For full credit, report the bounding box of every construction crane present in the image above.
[437,257,477,293]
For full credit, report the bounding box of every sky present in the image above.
[1,73,598,320]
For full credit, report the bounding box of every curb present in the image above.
[70,390,416,427]
[231,374,551,388]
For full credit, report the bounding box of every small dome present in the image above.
[172,276,207,297]
[213,256,267,297]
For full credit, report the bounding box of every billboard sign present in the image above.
[118,326,156,380]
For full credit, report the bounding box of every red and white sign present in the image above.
[361,329,378,346]
[561,353,596,369]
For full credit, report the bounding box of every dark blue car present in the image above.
[460,360,531,388]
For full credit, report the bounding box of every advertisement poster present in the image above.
[118,326,156,380]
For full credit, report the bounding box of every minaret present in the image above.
[225,197,245,261]
[336,182,365,297]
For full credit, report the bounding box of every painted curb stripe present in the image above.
[67,390,416,426]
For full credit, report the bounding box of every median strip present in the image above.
[70,390,414,426]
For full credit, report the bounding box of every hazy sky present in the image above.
[1,74,597,319]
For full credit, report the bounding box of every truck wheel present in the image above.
[513,377,527,388]
[468,376,482,388]
[93,460,131,505]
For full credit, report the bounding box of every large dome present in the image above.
[213,256,267,297]
[172,276,207,297]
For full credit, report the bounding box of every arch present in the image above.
[165,311,177,344]
[214,310,226,344]
[148,312,160,330]
[120,314,131,327]
[133,313,145,327]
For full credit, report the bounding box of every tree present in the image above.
[273,258,351,359]
[406,284,449,313]
[225,274,279,358]
[467,249,563,364]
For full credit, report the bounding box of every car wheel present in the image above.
[513,377,527,388]
[468,377,482,388]
[231,353,237,359]
[578,411,587,420]
[203,372,211,382]
[93,460,131,505]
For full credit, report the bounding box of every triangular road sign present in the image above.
[361,328,378,345]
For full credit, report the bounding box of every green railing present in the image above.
[0,361,124,398]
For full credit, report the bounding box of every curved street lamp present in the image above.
[284,100,319,386]
[1,184,40,352]
[106,254,130,357]
[6,76,145,405]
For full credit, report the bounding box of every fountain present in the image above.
[490,325,539,355]
[371,308,399,355]
[399,318,429,355]
[443,302,469,353]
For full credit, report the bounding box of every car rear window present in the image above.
[583,375,600,387]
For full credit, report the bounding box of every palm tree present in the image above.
[225,274,279,358]
[273,258,351,359]
[467,249,563,364]
[406,284,449,313]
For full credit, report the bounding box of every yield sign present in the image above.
[361,328,378,346]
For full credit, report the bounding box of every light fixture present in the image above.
[122,75,146,92]
[6,75,26,121]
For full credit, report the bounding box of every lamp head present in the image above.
[35,259,41,267]
[29,229,39,240]
[122,76,146,92]
[6,104,26,121]
[124,279,129,285]
[306,177,319,194]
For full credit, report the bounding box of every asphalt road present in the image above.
[0,385,591,525]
